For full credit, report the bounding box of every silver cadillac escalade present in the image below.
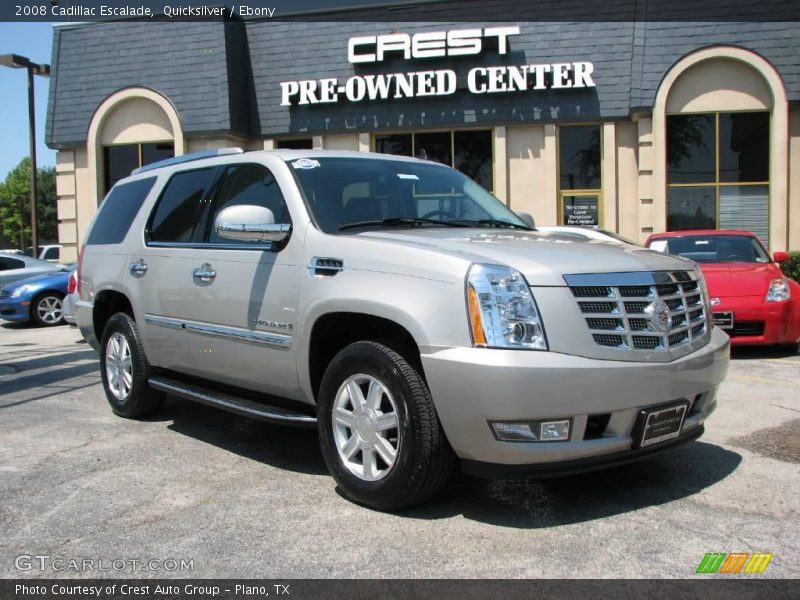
[75,149,730,510]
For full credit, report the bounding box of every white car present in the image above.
[63,269,78,326]
[537,226,637,245]
[24,244,62,262]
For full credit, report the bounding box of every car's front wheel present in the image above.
[318,341,455,511]
[31,292,65,327]
[100,313,164,418]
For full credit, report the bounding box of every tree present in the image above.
[0,157,57,249]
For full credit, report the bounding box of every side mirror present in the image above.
[773,251,790,263]
[516,211,535,228]
[215,204,291,243]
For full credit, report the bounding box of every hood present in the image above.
[354,229,695,286]
[2,269,69,292]
[699,262,781,297]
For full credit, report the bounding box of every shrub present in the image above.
[780,251,800,282]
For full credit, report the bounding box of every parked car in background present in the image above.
[0,253,66,287]
[538,226,638,245]
[0,268,72,326]
[23,244,62,262]
[645,230,800,349]
[63,269,79,326]
[1,248,22,255]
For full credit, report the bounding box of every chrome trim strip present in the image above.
[144,314,183,330]
[144,315,292,349]
[145,241,275,251]
[563,271,697,287]
[184,321,292,349]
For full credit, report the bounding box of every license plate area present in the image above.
[632,401,689,449]
[713,311,734,330]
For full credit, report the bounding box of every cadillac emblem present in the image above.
[645,298,672,333]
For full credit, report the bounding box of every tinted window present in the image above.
[148,169,216,243]
[208,165,291,244]
[104,145,140,194]
[44,247,60,260]
[415,132,451,165]
[375,134,412,157]
[86,177,157,245]
[0,256,25,271]
[276,138,313,150]
[560,126,601,189]
[667,114,715,184]
[718,112,769,183]
[454,130,493,192]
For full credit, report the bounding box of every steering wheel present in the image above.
[421,210,449,220]
[725,254,747,262]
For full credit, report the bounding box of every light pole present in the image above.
[0,54,50,254]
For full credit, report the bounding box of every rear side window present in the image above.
[0,257,25,271]
[148,168,217,243]
[44,247,60,260]
[86,177,157,245]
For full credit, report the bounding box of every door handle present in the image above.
[192,263,216,282]
[129,259,148,276]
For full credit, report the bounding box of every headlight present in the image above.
[766,278,791,302]
[466,263,547,350]
[10,284,36,299]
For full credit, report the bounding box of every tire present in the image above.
[317,341,455,511]
[99,313,164,418]
[31,292,65,327]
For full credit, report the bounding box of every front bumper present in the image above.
[713,296,799,346]
[0,298,31,322]
[421,327,729,470]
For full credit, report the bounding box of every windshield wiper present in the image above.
[339,217,471,231]
[452,219,533,230]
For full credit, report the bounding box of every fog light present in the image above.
[490,419,571,442]
[540,420,570,441]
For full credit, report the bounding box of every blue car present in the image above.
[0,269,72,326]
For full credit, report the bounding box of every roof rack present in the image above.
[131,147,244,175]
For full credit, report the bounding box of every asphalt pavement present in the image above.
[0,322,798,578]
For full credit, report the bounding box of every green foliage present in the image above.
[0,157,57,249]
[780,251,800,283]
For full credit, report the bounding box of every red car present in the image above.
[645,230,800,349]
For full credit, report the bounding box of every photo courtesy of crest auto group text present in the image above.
[0,0,799,597]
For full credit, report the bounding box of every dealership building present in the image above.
[45,2,800,262]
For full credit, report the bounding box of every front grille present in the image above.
[732,321,765,337]
[570,271,709,352]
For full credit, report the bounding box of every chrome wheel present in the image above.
[36,295,63,324]
[332,373,400,482]
[105,332,133,401]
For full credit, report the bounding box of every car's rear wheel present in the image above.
[318,341,455,511]
[100,313,164,418]
[31,292,65,327]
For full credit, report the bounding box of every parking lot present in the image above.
[0,322,798,579]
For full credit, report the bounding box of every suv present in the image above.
[76,149,730,510]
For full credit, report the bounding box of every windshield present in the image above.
[288,157,529,233]
[648,234,770,263]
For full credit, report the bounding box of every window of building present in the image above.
[208,164,291,244]
[276,138,313,150]
[147,168,217,244]
[558,125,602,226]
[667,111,769,242]
[104,142,174,194]
[374,130,493,192]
